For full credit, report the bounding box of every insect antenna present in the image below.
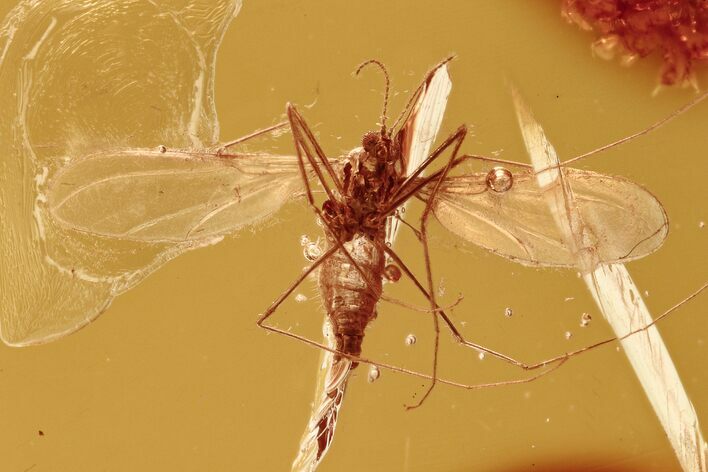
[355,59,391,134]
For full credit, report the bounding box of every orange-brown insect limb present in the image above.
[354,59,391,133]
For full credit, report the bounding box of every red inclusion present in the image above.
[562,0,708,85]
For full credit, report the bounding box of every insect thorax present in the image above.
[321,130,403,241]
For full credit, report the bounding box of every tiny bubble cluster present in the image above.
[580,312,592,328]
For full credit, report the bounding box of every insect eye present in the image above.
[485,166,513,193]
[362,131,378,152]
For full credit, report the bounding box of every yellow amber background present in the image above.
[0,1,706,471]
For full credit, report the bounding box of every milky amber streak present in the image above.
[562,0,708,85]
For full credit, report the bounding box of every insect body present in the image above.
[292,108,442,469]
[318,216,384,363]
[2,2,705,470]
[320,129,406,360]
[288,61,456,469]
[33,59,703,471]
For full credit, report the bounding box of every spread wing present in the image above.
[0,0,242,345]
[423,163,668,268]
[48,149,303,243]
[386,63,452,246]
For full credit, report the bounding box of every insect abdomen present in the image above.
[318,232,385,362]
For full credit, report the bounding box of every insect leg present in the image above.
[260,313,567,392]
[241,116,332,325]
[555,89,707,168]
[256,226,561,393]
[216,120,289,154]
[405,125,468,409]
[526,281,708,365]
[262,123,572,393]
[423,84,705,179]
[257,240,567,391]
[382,241,707,371]
[386,125,468,213]
[396,152,532,204]
[287,103,387,307]
[421,88,707,176]
[381,292,464,314]
[287,104,339,205]
[257,245,338,328]
[380,242,530,366]
[287,103,344,194]
[287,104,450,311]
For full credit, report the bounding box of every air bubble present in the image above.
[592,34,620,61]
[384,264,402,282]
[580,313,592,328]
[405,334,417,346]
[564,331,572,340]
[294,293,307,303]
[303,242,322,262]
[485,167,513,193]
[504,307,513,318]
[157,144,167,153]
[367,365,380,383]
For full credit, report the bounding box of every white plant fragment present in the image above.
[512,88,707,472]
